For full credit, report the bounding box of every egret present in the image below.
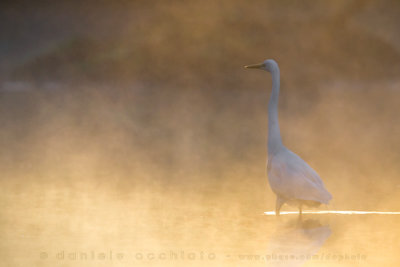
[245,59,332,216]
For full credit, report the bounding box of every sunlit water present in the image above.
[264,211,400,215]
[1,185,400,267]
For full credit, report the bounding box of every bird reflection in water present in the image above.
[265,218,331,267]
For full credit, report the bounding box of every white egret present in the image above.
[245,59,332,216]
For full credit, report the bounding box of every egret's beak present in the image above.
[244,63,265,69]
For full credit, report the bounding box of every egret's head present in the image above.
[245,59,278,73]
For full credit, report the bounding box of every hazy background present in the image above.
[1,0,400,266]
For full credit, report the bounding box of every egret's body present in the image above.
[245,59,332,216]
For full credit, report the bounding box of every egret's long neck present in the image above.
[267,68,283,155]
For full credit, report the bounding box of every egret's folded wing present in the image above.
[267,151,332,204]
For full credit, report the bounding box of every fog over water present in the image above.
[1,1,400,266]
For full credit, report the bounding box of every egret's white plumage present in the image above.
[245,59,332,216]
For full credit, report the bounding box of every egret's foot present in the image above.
[275,195,285,217]
[298,205,303,221]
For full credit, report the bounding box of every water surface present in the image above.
[1,184,399,266]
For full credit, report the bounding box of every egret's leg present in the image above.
[275,195,285,216]
[298,204,303,221]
